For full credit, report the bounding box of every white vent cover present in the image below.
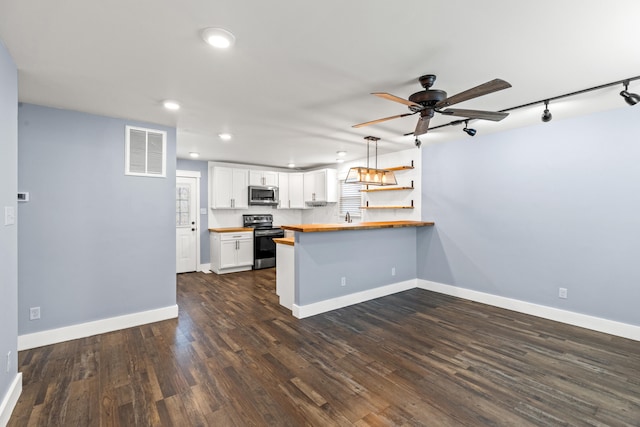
[125,126,166,177]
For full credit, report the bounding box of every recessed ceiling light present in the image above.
[337,151,347,157]
[287,163,295,168]
[218,133,232,141]
[163,100,180,110]
[336,159,345,163]
[201,28,236,49]
[189,152,200,158]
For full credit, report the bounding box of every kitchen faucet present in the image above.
[345,211,352,223]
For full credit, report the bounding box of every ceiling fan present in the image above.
[353,74,512,136]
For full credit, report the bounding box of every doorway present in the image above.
[176,170,201,273]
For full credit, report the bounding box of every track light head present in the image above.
[414,137,422,148]
[621,81,640,106]
[462,121,476,137]
[541,100,553,122]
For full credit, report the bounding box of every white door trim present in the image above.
[177,170,201,272]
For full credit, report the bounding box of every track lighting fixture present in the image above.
[462,121,476,136]
[620,81,640,106]
[414,137,422,148]
[541,100,552,122]
[418,74,640,136]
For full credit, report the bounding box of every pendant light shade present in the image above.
[345,136,397,186]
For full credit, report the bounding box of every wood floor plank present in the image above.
[9,268,640,426]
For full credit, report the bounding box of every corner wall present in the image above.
[0,40,20,424]
[418,106,640,328]
[18,104,177,341]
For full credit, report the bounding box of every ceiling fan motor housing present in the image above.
[408,89,447,109]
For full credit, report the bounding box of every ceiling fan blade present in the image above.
[372,92,422,108]
[352,112,414,128]
[414,116,431,136]
[439,108,509,121]
[435,79,511,108]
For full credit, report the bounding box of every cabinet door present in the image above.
[212,167,233,209]
[263,171,278,186]
[231,168,248,208]
[324,168,338,202]
[303,171,316,202]
[236,238,254,267]
[289,173,305,208]
[249,170,263,186]
[313,170,327,201]
[219,239,238,269]
[278,173,290,209]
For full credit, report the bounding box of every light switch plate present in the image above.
[4,206,15,226]
[200,208,207,215]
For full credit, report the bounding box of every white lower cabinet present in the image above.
[211,231,254,274]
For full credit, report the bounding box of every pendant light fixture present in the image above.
[345,136,397,186]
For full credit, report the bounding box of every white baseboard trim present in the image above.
[293,279,417,319]
[18,305,179,351]
[418,279,640,342]
[199,263,211,273]
[0,372,22,427]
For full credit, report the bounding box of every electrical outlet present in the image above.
[6,351,10,373]
[391,267,396,276]
[558,288,568,299]
[30,306,41,320]
[341,277,346,287]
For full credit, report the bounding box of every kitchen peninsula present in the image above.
[277,220,434,318]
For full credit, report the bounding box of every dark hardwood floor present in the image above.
[9,269,640,426]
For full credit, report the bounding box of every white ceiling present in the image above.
[1,0,639,169]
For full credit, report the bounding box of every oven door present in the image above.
[254,229,285,269]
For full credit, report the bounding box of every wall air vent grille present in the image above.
[125,126,166,177]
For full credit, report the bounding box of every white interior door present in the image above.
[176,175,198,273]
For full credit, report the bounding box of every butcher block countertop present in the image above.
[208,227,253,233]
[280,220,434,233]
[273,237,295,246]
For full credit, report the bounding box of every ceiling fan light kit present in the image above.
[345,136,397,186]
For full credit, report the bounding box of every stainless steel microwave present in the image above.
[248,186,279,206]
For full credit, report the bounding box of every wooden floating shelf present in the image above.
[385,160,414,171]
[360,186,414,193]
[386,165,414,171]
[361,206,415,209]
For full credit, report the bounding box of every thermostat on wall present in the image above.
[17,192,29,202]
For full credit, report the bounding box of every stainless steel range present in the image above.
[242,214,285,270]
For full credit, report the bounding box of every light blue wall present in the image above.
[176,158,209,264]
[0,40,18,413]
[295,228,417,305]
[18,104,177,334]
[418,106,640,326]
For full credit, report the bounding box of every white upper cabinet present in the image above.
[278,172,305,209]
[304,169,338,204]
[249,170,278,187]
[211,166,248,209]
